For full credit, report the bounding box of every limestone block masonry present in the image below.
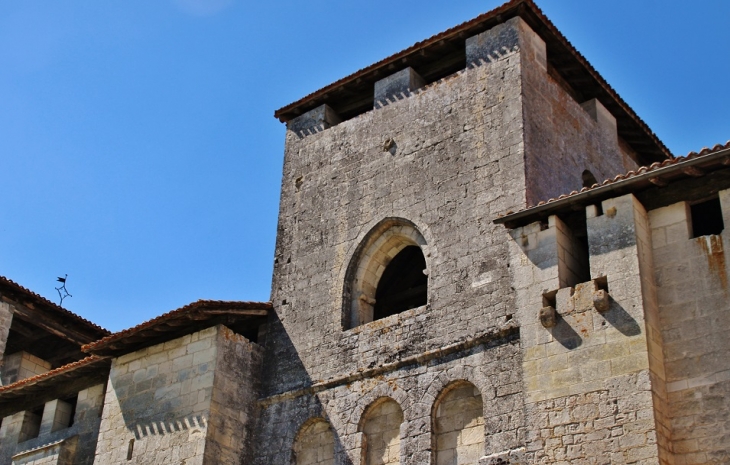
[262,15,540,465]
[2,2,728,464]
[0,384,105,465]
[93,325,263,464]
[648,188,730,465]
[511,194,669,464]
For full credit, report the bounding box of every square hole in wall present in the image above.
[19,407,43,443]
[690,196,724,238]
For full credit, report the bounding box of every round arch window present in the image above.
[343,218,429,329]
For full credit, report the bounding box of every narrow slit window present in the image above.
[691,197,724,237]
[557,211,591,288]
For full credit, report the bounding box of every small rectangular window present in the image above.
[557,212,592,288]
[690,197,724,238]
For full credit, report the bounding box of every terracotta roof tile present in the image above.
[83,299,272,357]
[494,141,730,225]
[274,0,669,162]
[0,355,108,395]
[0,275,109,335]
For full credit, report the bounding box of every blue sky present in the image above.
[1,0,728,332]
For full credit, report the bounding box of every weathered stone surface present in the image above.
[1,352,51,386]
[93,325,263,464]
[3,5,729,465]
[374,68,425,109]
[648,188,730,465]
[0,384,104,465]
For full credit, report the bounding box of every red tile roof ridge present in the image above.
[82,299,273,353]
[275,0,521,120]
[0,275,109,335]
[500,140,730,216]
[0,355,107,394]
[273,0,670,160]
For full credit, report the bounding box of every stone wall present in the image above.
[511,194,667,464]
[0,302,12,385]
[267,4,528,401]
[360,398,403,465]
[10,436,78,465]
[649,188,730,465]
[0,384,105,465]
[254,339,523,465]
[293,419,336,465]
[0,352,51,386]
[433,382,484,465]
[519,17,639,206]
[93,325,262,465]
[204,326,263,464]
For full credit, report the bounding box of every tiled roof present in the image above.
[0,356,106,395]
[0,355,111,417]
[0,275,109,336]
[494,141,730,227]
[274,0,669,163]
[83,300,272,357]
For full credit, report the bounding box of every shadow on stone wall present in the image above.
[261,311,312,397]
[548,315,583,350]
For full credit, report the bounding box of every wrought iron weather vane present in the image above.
[55,274,72,306]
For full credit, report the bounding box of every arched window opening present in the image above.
[582,169,598,189]
[292,419,335,465]
[343,218,429,329]
[432,382,484,465]
[373,246,427,321]
[360,398,403,465]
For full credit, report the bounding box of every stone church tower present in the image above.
[257,0,694,463]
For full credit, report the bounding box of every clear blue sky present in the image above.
[1,0,728,332]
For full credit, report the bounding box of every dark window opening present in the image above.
[559,211,592,288]
[19,406,44,442]
[593,202,604,217]
[373,246,427,320]
[542,290,557,308]
[127,438,135,460]
[582,169,598,189]
[61,395,78,429]
[691,197,724,238]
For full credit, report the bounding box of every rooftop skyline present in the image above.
[1,0,728,331]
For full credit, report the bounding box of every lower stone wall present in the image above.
[433,382,484,465]
[0,384,104,465]
[93,325,263,465]
[254,337,523,465]
[666,380,730,464]
[526,372,658,464]
[361,398,403,465]
[204,327,263,464]
[649,192,730,465]
[293,419,336,465]
[1,352,51,386]
[11,436,77,465]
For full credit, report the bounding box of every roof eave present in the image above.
[494,145,730,228]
